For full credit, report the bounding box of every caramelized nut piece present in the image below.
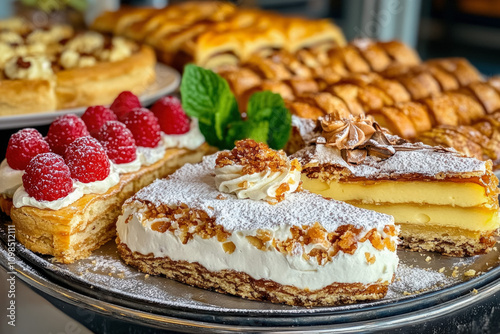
[246,235,266,250]
[365,252,376,264]
[223,242,236,254]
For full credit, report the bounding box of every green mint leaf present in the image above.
[266,106,291,149]
[227,120,269,147]
[244,91,291,149]
[180,67,291,150]
[180,64,240,148]
[246,91,286,116]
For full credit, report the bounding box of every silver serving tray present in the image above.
[1,221,499,332]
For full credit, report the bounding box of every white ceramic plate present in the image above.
[0,63,180,130]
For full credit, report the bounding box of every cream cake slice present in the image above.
[116,139,399,307]
[294,114,500,256]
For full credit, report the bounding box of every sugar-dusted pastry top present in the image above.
[295,142,488,179]
[127,154,394,232]
[293,114,490,180]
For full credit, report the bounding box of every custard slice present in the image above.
[295,114,499,256]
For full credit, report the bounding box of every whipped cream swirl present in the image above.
[215,158,301,202]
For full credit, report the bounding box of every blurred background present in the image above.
[0,0,499,75]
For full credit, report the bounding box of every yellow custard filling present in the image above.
[301,176,492,208]
[355,203,499,232]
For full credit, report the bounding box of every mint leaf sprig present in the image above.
[180,64,291,150]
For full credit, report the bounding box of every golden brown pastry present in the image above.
[463,82,500,114]
[426,58,482,87]
[294,92,351,118]
[368,105,417,139]
[92,3,346,70]
[417,126,484,161]
[421,94,460,127]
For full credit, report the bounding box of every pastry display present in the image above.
[1,92,208,263]
[294,115,499,256]
[226,49,499,167]
[91,2,346,70]
[116,139,399,306]
[0,17,156,116]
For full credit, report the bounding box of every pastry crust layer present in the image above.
[55,45,156,109]
[0,79,56,116]
[399,223,497,256]
[117,239,390,307]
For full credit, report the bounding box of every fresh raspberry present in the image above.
[96,121,137,164]
[64,136,110,183]
[23,153,73,201]
[110,91,141,120]
[122,108,161,148]
[81,105,117,137]
[6,128,50,170]
[46,114,89,156]
[151,96,191,135]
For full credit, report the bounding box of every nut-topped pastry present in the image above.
[116,139,399,306]
[294,114,500,256]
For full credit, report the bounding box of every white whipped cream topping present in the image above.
[97,37,133,62]
[60,49,96,69]
[215,160,301,202]
[112,156,142,174]
[26,25,73,45]
[13,167,120,210]
[0,31,23,45]
[117,204,399,290]
[137,141,167,167]
[0,160,23,197]
[161,118,205,151]
[0,43,15,68]
[65,31,104,54]
[13,43,46,57]
[4,56,53,80]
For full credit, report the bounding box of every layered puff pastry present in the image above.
[280,70,500,168]
[0,18,156,116]
[91,2,346,70]
[217,52,480,113]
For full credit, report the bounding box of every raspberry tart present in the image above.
[116,139,399,306]
[2,92,209,263]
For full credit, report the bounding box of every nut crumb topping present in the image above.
[365,252,376,264]
[216,139,294,175]
[145,202,230,244]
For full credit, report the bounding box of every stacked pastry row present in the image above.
[216,42,500,167]
[217,48,480,113]
[91,1,346,70]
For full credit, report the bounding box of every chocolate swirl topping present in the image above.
[319,114,417,165]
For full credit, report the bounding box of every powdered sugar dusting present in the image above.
[296,143,486,179]
[386,263,456,298]
[292,116,317,139]
[129,154,394,232]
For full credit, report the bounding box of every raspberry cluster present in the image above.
[6,91,192,202]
